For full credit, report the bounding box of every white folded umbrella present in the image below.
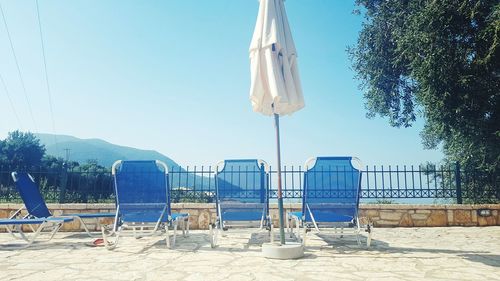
[249,0,304,116]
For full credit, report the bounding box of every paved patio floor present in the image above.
[1,227,499,281]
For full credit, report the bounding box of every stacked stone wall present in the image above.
[0,203,498,231]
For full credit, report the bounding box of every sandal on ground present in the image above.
[86,238,105,247]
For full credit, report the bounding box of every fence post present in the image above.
[59,163,68,203]
[260,163,265,203]
[455,162,462,204]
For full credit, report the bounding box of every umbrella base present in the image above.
[261,242,304,259]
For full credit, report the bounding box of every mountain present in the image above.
[35,133,180,169]
[34,133,226,192]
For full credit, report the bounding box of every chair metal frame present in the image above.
[101,160,189,250]
[209,159,273,248]
[287,157,372,247]
[0,216,73,248]
[10,172,115,238]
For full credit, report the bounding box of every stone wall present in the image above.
[0,203,498,232]
[359,204,499,227]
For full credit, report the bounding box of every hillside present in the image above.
[33,133,239,192]
[35,133,180,168]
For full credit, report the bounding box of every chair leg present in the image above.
[286,213,291,236]
[22,222,54,247]
[5,224,27,241]
[295,217,301,242]
[22,222,50,248]
[171,222,178,248]
[28,224,37,233]
[102,225,120,250]
[366,223,373,247]
[212,217,222,246]
[355,217,361,246]
[21,221,61,244]
[47,222,64,241]
[302,224,308,246]
[306,205,320,232]
[2,222,58,248]
[185,216,190,236]
[270,222,274,243]
[209,223,214,248]
[215,221,220,247]
[74,216,99,238]
[220,218,227,237]
[165,224,171,248]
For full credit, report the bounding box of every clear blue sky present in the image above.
[0,0,443,167]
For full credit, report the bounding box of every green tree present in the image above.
[0,131,46,167]
[0,139,4,158]
[80,159,108,172]
[42,155,66,170]
[349,0,499,202]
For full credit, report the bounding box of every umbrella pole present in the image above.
[273,113,286,245]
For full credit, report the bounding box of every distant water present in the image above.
[276,198,455,204]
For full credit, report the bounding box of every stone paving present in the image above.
[0,227,499,281]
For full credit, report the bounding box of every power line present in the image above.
[35,0,58,148]
[64,148,71,162]
[0,72,23,129]
[0,2,38,131]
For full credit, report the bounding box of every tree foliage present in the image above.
[0,132,113,203]
[349,0,499,201]
[0,131,46,168]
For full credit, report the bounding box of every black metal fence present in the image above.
[0,164,498,204]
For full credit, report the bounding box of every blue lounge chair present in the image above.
[287,157,372,247]
[101,160,189,249]
[0,217,73,248]
[209,159,272,247]
[10,172,115,237]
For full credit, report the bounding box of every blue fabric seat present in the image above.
[101,160,189,249]
[10,172,114,238]
[287,157,372,247]
[209,159,272,247]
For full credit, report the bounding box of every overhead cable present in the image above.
[0,72,23,129]
[35,0,58,147]
[0,2,38,131]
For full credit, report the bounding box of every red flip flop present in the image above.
[87,238,105,247]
